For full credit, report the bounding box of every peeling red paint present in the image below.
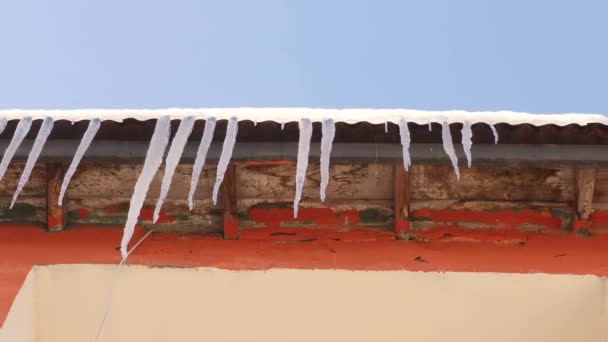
[1,224,608,326]
[240,227,395,242]
[107,206,120,214]
[47,215,62,228]
[394,219,410,238]
[138,208,174,224]
[248,207,361,229]
[77,208,90,219]
[411,208,562,230]
[223,218,239,240]
[590,211,608,226]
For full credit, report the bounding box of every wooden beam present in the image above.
[394,164,410,239]
[221,163,238,239]
[576,167,596,220]
[47,163,65,231]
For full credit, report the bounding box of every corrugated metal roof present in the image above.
[3,119,608,145]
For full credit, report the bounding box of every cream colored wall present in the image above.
[1,265,607,342]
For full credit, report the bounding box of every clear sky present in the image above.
[0,0,606,113]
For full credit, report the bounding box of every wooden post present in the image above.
[221,164,239,239]
[394,164,410,239]
[576,168,596,220]
[47,163,65,232]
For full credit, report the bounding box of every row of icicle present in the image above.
[0,116,498,258]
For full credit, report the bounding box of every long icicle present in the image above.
[490,123,499,144]
[294,118,313,218]
[0,117,33,182]
[0,119,8,136]
[153,116,195,223]
[320,119,335,202]
[461,120,473,168]
[58,118,101,206]
[398,119,411,171]
[188,117,216,210]
[11,117,54,208]
[211,117,238,205]
[120,116,171,259]
[442,121,460,180]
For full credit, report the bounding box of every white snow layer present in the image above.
[153,116,195,223]
[120,116,171,259]
[58,118,101,206]
[11,117,54,208]
[398,119,411,171]
[461,121,473,168]
[320,119,335,202]
[0,108,604,126]
[188,117,216,210]
[0,117,33,182]
[442,121,460,180]
[211,117,238,205]
[294,118,313,218]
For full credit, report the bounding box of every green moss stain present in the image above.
[2,203,38,220]
[359,208,389,223]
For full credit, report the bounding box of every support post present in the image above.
[221,163,239,239]
[394,164,410,239]
[47,163,65,232]
[574,167,596,235]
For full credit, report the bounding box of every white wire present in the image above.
[94,229,155,342]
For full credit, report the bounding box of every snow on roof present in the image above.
[0,108,607,126]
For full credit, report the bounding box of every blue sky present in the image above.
[0,0,606,113]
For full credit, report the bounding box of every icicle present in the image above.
[0,117,32,182]
[120,116,171,259]
[294,118,313,218]
[398,119,411,171]
[253,120,257,127]
[490,123,499,144]
[188,117,216,210]
[211,117,238,205]
[153,116,195,223]
[11,117,54,208]
[461,121,473,168]
[428,121,432,131]
[281,122,285,130]
[384,121,388,133]
[0,118,7,136]
[441,121,460,180]
[320,119,335,202]
[58,118,100,206]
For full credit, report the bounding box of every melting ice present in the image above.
[442,121,460,180]
[188,117,216,210]
[461,121,473,168]
[490,124,499,144]
[294,118,313,218]
[399,119,411,171]
[58,118,101,206]
[212,117,238,205]
[120,116,171,259]
[320,119,335,202]
[153,116,195,223]
[0,117,33,182]
[11,117,54,208]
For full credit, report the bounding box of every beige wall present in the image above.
[1,265,607,342]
